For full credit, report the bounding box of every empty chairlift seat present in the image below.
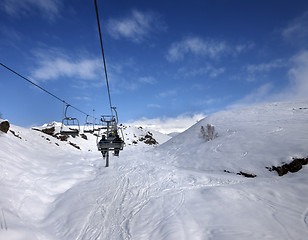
[60,105,80,136]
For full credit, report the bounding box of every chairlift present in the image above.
[96,108,125,167]
[83,115,94,133]
[60,105,80,136]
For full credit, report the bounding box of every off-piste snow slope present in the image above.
[0,99,308,240]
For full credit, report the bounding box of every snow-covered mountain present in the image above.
[0,99,308,240]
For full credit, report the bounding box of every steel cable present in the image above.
[0,62,93,118]
[94,0,113,115]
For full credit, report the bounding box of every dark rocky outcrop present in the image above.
[80,134,88,140]
[138,132,158,145]
[32,127,68,141]
[236,171,256,178]
[10,130,22,139]
[0,120,10,133]
[69,142,80,150]
[267,158,308,176]
[41,126,55,135]
[33,127,55,137]
[224,170,257,178]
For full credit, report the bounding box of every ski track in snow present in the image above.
[0,209,8,231]
[240,190,294,239]
[74,149,244,240]
[304,208,308,228]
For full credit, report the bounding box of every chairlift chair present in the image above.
[60,105,80,136]
[83,115,94,133]
[96,113,124,158]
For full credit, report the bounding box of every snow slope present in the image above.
[158,99,308,176]
[0,99,308,240]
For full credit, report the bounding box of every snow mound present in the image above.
[158,99,308,177]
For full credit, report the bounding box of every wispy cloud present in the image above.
[0,25,23,49]
[166,37,254,62]
[128,113,206,134]
[0,25,22,41]
[147,103,161,108]
[287,50,308,99]
[74,96,91,101]
[158,89,177,98]
[228,50,308,109]
[241,58,287,82]
[0,0,62,21]
[227,83,273,109]
[245,59,286,73]
[194,98,222,107]
[139,76,157,84]
[180,65,225,78]
[166,37,227,62]
[234,42,255,54]
[107,9,166,43]
[30,48,102,83]
[282,11,308,46]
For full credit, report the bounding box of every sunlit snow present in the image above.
[0,99,308,240]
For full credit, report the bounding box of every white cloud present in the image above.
[166,37,227,62]
[234,42,255,54]
[107,9,166,43]
[166,37,255,62]
[147,104,161,108]
[282,11,308,46]
[182,65,225,78]
[228,50,308,109]
[30,49,102,83]
[74,96,91,101]
[1,0,62,20]
[227,83,273,109]
[0,25,22,41]
[242,58,287,82]
[287,50,308,99]
[139,76,157,84]
[194,98,221,107]
[128,113,206,134]
[158,89,177,98]
[245,59,286,73]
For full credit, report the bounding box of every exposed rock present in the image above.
[32,127,56,138]
[80,134,88,140]
[58,135,69,141]
[139,134,158,145]
[267,157,308,176]
[69,142,80,150]
[41,127,55,135]
[224,169,257,178]
[0,120,10,133]
[10,130,22,139]
[237,171,256,178]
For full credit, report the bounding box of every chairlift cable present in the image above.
[0,62,93,118]
[1,62,65,104]
[94,0,113,115]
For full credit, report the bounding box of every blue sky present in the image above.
[1,0,308,132]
